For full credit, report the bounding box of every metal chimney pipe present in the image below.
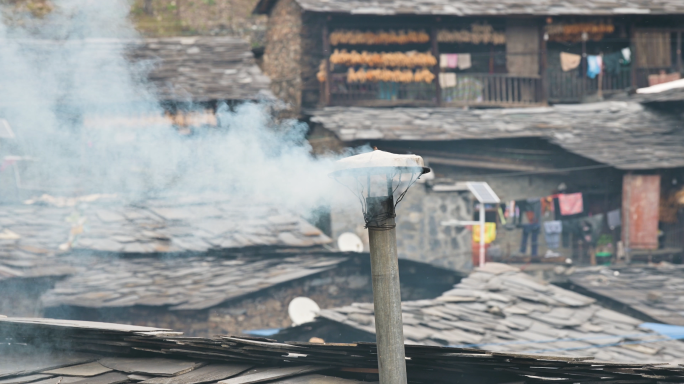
[366,195,407,384]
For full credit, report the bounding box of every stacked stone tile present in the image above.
[309,102,684,170]
[316,263,684,363]
[256,0,684,15]
[2,317,684,383]
[570,265,684,327]
[41,254,347,311]
[128,37,273,102]
[0,195,332,282]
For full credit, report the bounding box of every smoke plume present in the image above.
[0,0,359,215]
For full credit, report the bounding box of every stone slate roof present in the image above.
[314,263,684,363]
[254,0,684,15]
[309,102,684,170]
[5,195,331,255]
[41,254,347,311]
[569,265,684,327]
[129,37,273,102]
[2,317,684,383]
[1,37,272,105]
[0,195,331,282]
[632,88,684,103]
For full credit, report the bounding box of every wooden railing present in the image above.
[328,73,542,107]
[442,74,541,107]
[547,67,632,102]
[329,74,436,107]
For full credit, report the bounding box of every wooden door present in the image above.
[622,174,660,250]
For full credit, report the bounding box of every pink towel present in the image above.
[558,193,583,215]
[447,54,458,69]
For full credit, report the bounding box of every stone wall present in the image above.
[130,0,267,45]
[329,164,580,272]
[44,256,458,337]
[262,0,303,115]
[0,277,58,317]
[331,184,474,272]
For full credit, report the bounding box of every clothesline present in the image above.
[448,163,614,179]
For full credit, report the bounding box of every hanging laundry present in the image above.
[472,223,496,244]
[587,55,602,79]
[457,53,471,70]
[542,196,555,217]
[440,54,449,68]
[621,47,631,64]
[520,224,540,256]
[607,208,621,229]
[561,218,580,248]
[514,199,541,225]
[447,54,459,68]
[560,52,581,72]
[498,206,507,225]
[439,72,457,88]
[558,193,583,216]
[543,220,563,249]
[603,51,623,76]
[581,214,604,245]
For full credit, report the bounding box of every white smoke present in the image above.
[0,1,360,216]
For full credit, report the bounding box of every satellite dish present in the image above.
[338,232,363,253]
[288,297,320,326]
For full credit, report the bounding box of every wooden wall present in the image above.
[506,20,540,77]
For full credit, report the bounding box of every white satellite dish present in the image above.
[338,232,363,253]
[288,297,320,326]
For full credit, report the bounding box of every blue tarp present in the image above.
[640,323,684,340]
[242,328,281,337]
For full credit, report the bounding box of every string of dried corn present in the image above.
[330,30,430,45]
[437,29,506,45]
[330,49,437,68]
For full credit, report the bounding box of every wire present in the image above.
[444,163,614,180]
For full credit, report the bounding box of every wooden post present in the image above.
[539,26,548,104]
[322,21,331,106]
[581,34,587,96]
[677,31,682,75]
[489,45,494,74]
[431,25,441,106]
[630,24,637,89]
[598,54,603,99]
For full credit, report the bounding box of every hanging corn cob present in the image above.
[330,30,430,45]
[413,68,435,84]
[437,24,506,45]
[347,68,418,83]
[330,49,437,68]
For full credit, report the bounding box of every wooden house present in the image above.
[254,0,684,112]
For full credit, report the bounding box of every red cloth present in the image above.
[558,193,583,215]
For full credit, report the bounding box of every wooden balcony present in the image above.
[547,67,632,103]
[327,73,543,108]
[442,74,542,108]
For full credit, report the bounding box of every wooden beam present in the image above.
[425,156,567,173]
[539,24,548,104]
[322,21,331,106]
[630,23,637,89]
[677,31,682,75]
[431,24,441,106]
